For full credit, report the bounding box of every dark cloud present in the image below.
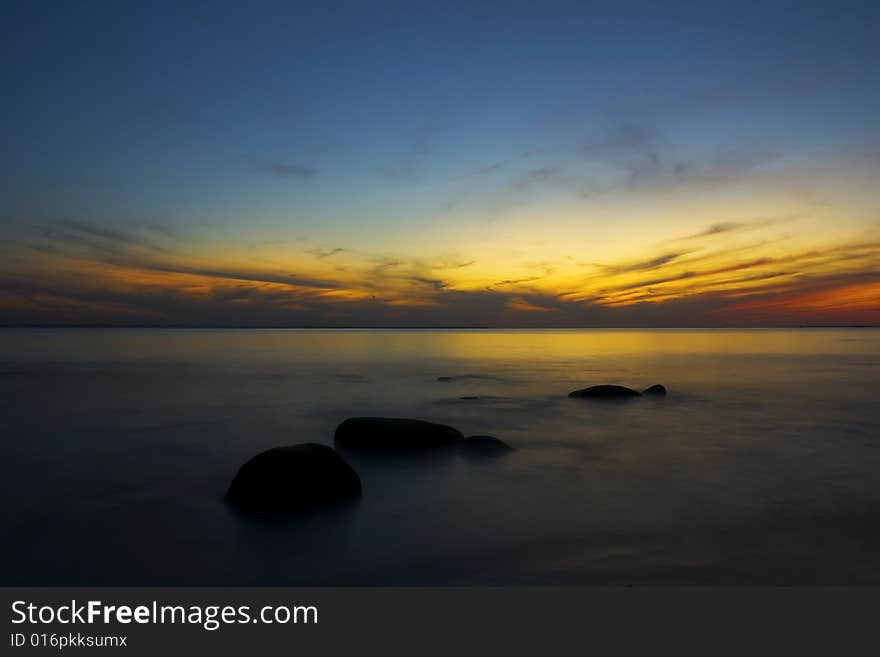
[451,122,784,212]
[3,229,878,328]
[367,257,404,277]
[3,265,877,328]
[361,257,451,292]
[585,240,880,302]
[457,149,547,180]
[511,167,564,191]
[37,219,172,259]
[669,215,802,242]
[247,239,289,249]
[609,270,797,306]
[139,262,340,290]
[252,158,318,178]
[21,221,340,292]
[591,257,778,297]
[444,260,475,269]
[306,247,345,259]
[408,276,447,290]
[0,274,755,328]
[567,122,781,199]
[688,221,744,238]
[490,276,543,287]
[600,252,688,275]
[23,242,59,256]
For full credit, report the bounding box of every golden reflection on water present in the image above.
[2,328,877,363]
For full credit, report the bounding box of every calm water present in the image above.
[1,328,879,585]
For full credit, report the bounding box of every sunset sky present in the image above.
[1,1,878,326]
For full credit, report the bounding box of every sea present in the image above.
[1,327,879,584]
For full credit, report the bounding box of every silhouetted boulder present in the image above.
[642,384,667,396]
[334,417,464,449]
[460,435,514,458]
[226,443,361,513]
[569,384,641,399]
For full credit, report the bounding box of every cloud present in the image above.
[361,256,453,293]
[511,167,564,191]
[306,247,345,259]
[683,221,747,239]
[568,123,781,199]
[408,276,447,291]
[668,215,802,242]
[579,240,880,308]
[367,257,404,276]
[439,260,475,270]
[490,276,543,288]
[719,276,880,321]
[599,252,689,275]
[138,262,341,291]
[3,216,879,327]
[247,239,289,250]
[252,158,318,178]
[506,297,557,313]
[3,263,877,327]
[457,149,548,180]
[451,122,784,215]
[41,219,172,257]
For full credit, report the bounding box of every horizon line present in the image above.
[1,324,877,330]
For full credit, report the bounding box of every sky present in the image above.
[1,0,878,326]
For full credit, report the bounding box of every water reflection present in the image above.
[0,328,878,584]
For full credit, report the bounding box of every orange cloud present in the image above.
[722,281,880,324]
[3,214,879,326]
[506,297,556,313]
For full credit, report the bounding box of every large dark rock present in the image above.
[642,384,667,396]
[568,384,641,399]
[334,417,464,449]
[460,435,514,458]
[225,443,361,513]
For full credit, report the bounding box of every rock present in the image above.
[642,384,667,396]
[225,443,361,513]
[568,384,641,399]
[334,417,464,449]
[460,435,514,458]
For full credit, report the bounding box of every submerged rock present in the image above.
[460,435,514,458]
[568,383,669,399]
[334,417,464,449]
[225,443,361,513]
[568,384,641,399]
